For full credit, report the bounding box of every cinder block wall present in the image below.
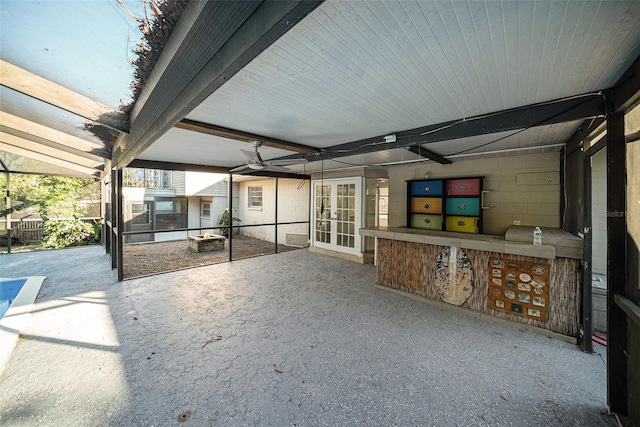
[388,152,561,235]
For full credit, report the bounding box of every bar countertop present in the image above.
[360,226,583,260]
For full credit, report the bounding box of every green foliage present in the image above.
[217,208,241,237]
[36,176,97,219]
[1,174,101,249]
[2,175,98,218]
[42,219,99,249]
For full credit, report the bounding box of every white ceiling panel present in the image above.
[285,121,576,173]
[424,121,580,157]
[285,148,424,174]
[138,127,302,168]
[187,0,640,150]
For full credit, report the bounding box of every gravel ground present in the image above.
[123,234,300,278]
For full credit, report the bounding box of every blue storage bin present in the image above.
[410,180,443,196]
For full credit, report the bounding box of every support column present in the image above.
[228,174,233,262]
[115,168,124,282]
[582,155,593,353]
[110,169,117,270]
[607,111,628,415]
[4,169,10,254]
[275,177,279,253]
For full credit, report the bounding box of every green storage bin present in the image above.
[411,214,443,230]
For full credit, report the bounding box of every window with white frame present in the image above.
[248,186,263,208]
[201,201,211,217]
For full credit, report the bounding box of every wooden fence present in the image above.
[1,218,101,245]
[10,219,45,243]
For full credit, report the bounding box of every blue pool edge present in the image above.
[0,276,46,375]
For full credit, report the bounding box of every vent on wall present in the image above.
[285,233,309,247]
[516,172,559,186]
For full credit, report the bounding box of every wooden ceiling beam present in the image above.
[114,0,324,168]
[405,146,452,165]
[0,132,103,168]
[0,60,128,133]
[175,119,316,154]
[0,141,99,176]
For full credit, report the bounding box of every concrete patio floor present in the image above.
[0,246,613,426]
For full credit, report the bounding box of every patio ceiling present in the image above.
[0,1,140,178]
[2,1,640,178]
[130,0,640,176]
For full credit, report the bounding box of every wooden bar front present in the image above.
[361,227,582,337]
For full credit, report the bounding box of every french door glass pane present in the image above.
[315,185,331,244]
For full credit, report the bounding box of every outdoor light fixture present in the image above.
[384,134,397,143]
[248,163,265,170]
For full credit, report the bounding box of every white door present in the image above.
[312,177,362,256]
[200,200,213,228]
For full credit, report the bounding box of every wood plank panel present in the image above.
[375,238,580,337]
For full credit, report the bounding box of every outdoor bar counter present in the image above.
[360,226,583,338]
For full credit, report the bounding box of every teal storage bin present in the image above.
[445,197,480,216]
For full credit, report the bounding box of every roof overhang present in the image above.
[2,1,640,179]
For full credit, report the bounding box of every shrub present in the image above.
[42,219,99,249]
[217,208,241,237]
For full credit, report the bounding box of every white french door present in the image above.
[312,177,362,256]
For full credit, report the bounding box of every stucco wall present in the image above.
[387,152,562,235]
[237,178,309,244]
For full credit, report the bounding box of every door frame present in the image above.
[581,135,608,352]
[311,177,363,256]
[125,200,155,243]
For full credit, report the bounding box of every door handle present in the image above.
[481,191,490,209]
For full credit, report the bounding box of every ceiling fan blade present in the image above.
[229,164,251,173]
[268,157,308,166]
[240,149,261,163]
[263,164,293,173]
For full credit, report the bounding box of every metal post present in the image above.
[228,174,233,262]
[607,111,628,415]
[5,170,11,254]
[116,168,124,282]
[582,155,593,353]
[275,177,279,253]
[308,180,312,244]
[110,169,117,270]
[375,181,380,227]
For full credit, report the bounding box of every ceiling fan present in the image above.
[229,140,307,174]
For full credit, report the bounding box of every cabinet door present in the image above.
[411,197,442,214]
[411,214,443,230]
[446,216,480,233]
[446,178,481,196]
[410,180,443,196]
[445,197,480,216]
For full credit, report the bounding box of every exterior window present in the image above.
[131,203,150,225]
[155,197,187,230]
[124,168,173,189]
[201,201,211,217]
[248,186,263,208]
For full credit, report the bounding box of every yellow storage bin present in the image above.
[411,197,442,214]
[445,216,479,233]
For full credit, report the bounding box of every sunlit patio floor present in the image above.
[0,246,613,426]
